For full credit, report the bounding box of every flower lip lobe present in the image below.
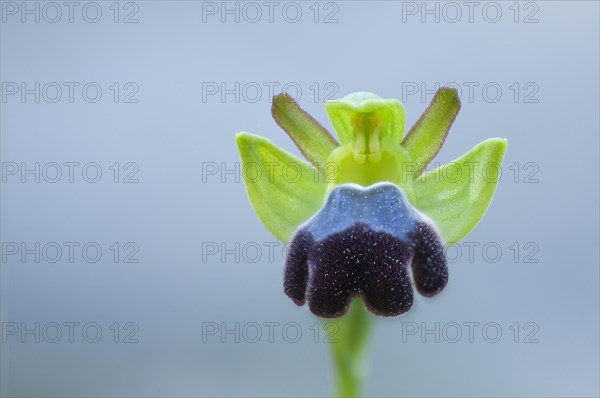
[284,182,448,318]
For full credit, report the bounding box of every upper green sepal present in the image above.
[325,92,406,145]
[413,138,508,245]
[235,131,327,242]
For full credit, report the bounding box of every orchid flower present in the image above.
[235,88,507,397]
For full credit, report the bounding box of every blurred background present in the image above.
[1,1,598,396]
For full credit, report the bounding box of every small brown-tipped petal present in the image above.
[402,88,461,178]
[271,93,338,173]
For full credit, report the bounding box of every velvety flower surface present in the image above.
[284,182,447,318]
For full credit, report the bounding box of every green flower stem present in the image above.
[327,299,373,397]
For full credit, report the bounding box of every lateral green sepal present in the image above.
[235,131,327,242]
[413,138,508,244]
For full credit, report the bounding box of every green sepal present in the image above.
[235,131,327,242]
[272,93,339,173]
[401,88,461,179]
[413,138,508,245]
[325,92,405,145]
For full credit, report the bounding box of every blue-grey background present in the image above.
[1,1,598,397]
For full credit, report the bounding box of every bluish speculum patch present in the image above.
[305,182,420,241]
[284,182,448,318]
